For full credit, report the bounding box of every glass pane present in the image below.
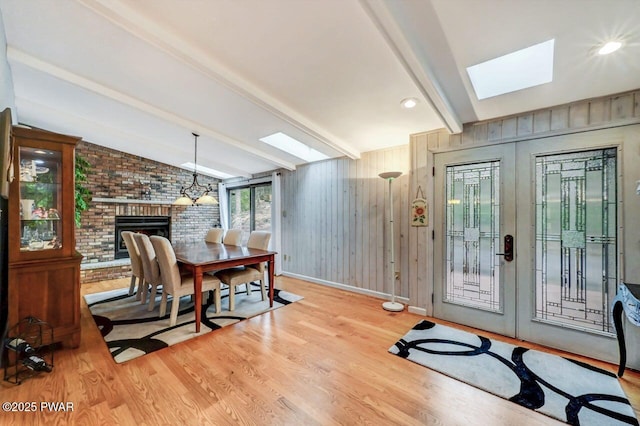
[445,161,501,313]
[228,184,272,245]
[19,146,63,251]
[254,184,272,232]
[229,187,251,238]
[535,148,617,333]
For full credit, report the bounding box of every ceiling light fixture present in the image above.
[173,132,219,206]
[401,98,419,109]
[598,41,622,55]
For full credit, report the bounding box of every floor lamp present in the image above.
[379,171,404,312]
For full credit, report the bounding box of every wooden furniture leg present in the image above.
[613,300,626,377]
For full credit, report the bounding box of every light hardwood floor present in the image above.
[2,276,639,425]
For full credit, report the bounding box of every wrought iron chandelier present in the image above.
[173,132,219,206]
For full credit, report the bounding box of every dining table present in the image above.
[172,241,277,333]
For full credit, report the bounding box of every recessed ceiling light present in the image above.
[598,41,622,55]
[259,132,329,163]
[466,39,555,100]
[401,98,419,109]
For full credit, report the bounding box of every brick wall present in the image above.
[76,140,221,283]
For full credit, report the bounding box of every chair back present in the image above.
[204,228,224,243]
[149,236,181,293]
[223,229,243,246]
[132,233,161,285]
[247,231,271,250]
[246,231,271,272]
[122,231,143,279]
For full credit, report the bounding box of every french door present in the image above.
[433,144,517,337]
[433,129,626,362]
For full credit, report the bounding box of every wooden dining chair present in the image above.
[132,233,163,311]
[150,235,222,325]
[121,231,144,300]
[216,231,271,311]
[204,228,224,243]
[222,229,243,246]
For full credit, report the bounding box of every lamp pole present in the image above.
[379,171,404,312]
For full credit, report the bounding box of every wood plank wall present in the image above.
[280,89,640,313]
[433,90,640,150]
[280,146,410,302]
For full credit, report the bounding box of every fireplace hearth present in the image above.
[114,215,171,259]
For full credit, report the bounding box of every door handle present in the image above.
[496,234,514,262]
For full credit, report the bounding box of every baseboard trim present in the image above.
[408,306,427,316]
[281,271,411,305]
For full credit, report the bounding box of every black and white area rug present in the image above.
[390,320,638,426]
[85,284,302,364]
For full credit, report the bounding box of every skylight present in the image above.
[181,162,234,180]
[466,39,555,100]
[259,132,329,163]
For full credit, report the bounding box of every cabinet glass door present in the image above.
[18,146,63,252]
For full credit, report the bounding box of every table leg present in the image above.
[613,300,626,377]
[268,256,274,308]
[193,268,203,333]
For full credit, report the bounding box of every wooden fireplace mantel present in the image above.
[92,197,174,205]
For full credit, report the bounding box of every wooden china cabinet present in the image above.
[7,126,83,348]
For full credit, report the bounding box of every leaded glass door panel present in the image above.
[434,144,517,337]
[516,132,622,363]
[445,161,501,312]
[534,149,617,333]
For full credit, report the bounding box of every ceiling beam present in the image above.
[15,96,254,179]
[8,47,298,171]
[360,0,463,134]
[76,0,361,159]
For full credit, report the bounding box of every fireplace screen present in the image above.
[114,216,171,259]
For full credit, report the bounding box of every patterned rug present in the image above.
[85,284,302,363]
[390,320,638,426]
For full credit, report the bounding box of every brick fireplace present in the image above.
[76,140,221,283]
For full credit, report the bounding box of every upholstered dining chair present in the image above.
[121,231,144,299]
[204,228,224,243]
[150,235,222,326]
[222,229,243,246]
[132,233,163,311]
[216,231,271,311]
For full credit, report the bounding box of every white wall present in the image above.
[0,7,15,117]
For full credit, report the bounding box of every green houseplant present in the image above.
[75,154,92,227]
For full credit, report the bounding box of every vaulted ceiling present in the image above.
[1,0,639,178]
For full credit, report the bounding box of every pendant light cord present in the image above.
[192,132,199,175]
